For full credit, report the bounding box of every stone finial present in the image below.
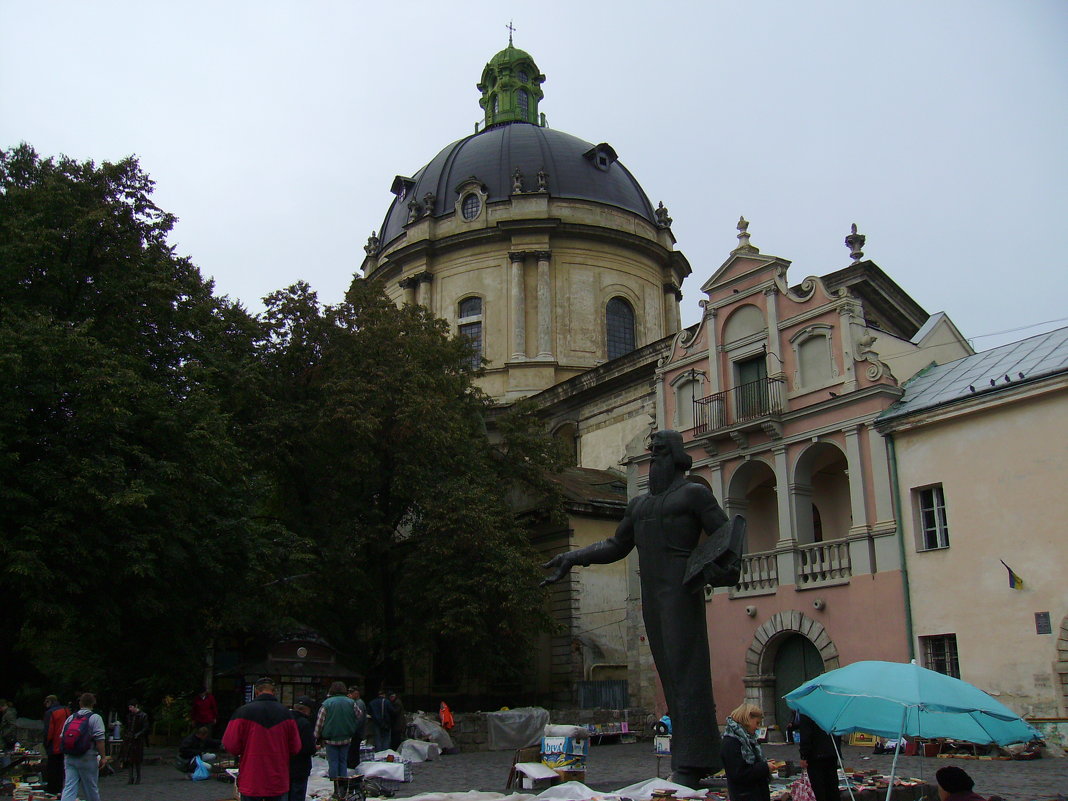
[655,201,673,228]
[423,192,436,215]
[406,198,423,223]
[512,166,524,194]
[734,216,758,253]
[364,230,380,256]
[845,223,866,262]
[537,167,548,192]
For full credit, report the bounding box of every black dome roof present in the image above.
[378,122,657,249]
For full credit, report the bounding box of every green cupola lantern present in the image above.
[477,37,545,128]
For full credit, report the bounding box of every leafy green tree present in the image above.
[0,145,297,700]
[254,277,563,688]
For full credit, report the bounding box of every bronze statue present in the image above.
[542,430,744,787]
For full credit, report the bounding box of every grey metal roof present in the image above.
[377,122,656,249]
[877,326,1068,424]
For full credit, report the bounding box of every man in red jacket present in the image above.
[191,687,218,734]
[223,678,301,801]
[43,694,69,794]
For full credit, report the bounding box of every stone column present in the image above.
[774,445,795,546]
[416,271,433,309]
[866,424,896,533]
[706,308,721,395]
[398,276,417,306]
[509,252,526,361]
[535,250,554,360]
[764,287,784,376]
[844,425,870,535]
[663,283,681,333]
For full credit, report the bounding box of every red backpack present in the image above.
[61,712,95,756]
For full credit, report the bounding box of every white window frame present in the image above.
[914,484,950,551]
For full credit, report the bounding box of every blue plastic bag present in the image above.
[192,754,211,781]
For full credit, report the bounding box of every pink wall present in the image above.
[705,572,911,715]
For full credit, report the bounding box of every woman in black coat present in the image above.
[720,703,772,801]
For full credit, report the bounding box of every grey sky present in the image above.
[3,0,1066,351]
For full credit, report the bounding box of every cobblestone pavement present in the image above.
[91,741,1068,801]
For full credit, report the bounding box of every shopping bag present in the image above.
[791,770,816,801]
[192,754,211,781]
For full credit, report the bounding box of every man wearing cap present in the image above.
[935,766,986,801]
[223,678,301,801]
[315,681,364,792]
[288,697,317,801]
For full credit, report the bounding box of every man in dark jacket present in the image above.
[368,690,396,753]
[288,697,317,801]
[176,727,223,775]
[798,712,842,801]
[223,677,301,801]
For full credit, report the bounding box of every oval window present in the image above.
[461,194,482,220]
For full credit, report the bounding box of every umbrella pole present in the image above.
[830,732,856,801]
[885,708,907,801]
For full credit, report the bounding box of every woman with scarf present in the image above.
[720,703,772,801]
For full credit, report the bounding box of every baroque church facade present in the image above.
[355,41,1068,733]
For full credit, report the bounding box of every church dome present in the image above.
[377,123,657,250]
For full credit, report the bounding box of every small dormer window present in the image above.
[583,143,619,173]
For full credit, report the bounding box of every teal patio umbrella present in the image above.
[785,660,1041,800]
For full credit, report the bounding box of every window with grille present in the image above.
[605,297,635,360]
[461,193,481,221]
[920,634,960,678]
[458,297,483,368]
[915,485,950,550]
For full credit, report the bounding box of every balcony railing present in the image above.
[723,541,855,598]
[693,376,786,435]
[796,540,852,587]
[736,551,778,595]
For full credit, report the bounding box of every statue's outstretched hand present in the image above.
[540,553,574,587]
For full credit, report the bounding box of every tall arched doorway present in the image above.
[772,634,823,731]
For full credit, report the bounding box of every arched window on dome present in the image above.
[458,296,484,369]
[493,94,499,115]
[606,297,635,360]
[517,89,529,118]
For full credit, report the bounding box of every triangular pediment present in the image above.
[701,250,791,295]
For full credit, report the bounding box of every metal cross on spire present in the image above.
[506,20,516,45]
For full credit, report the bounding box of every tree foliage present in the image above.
[0,143,564,707]
[0,145,297,699]
[254,277,563,687]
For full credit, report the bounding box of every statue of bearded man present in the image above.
[542,429,740,787]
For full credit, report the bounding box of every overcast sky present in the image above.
[3,0,1067,351]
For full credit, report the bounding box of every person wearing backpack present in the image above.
[60,692,108,801]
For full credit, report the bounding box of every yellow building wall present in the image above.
[893,383,1068,717]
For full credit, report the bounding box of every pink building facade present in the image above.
[648,222,971,731]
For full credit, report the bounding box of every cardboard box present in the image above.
[541,735,589,770]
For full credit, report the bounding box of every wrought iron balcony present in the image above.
[693,376,786,436]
